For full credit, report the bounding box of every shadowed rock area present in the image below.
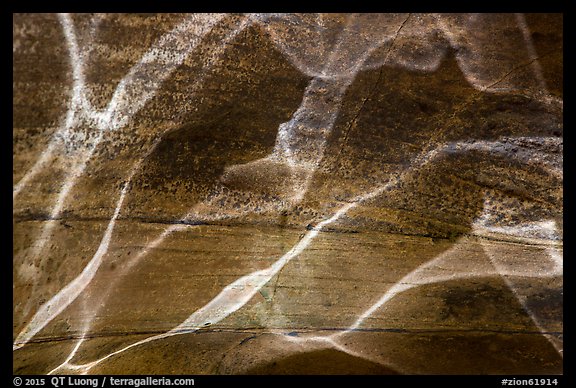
[13,13,562,375]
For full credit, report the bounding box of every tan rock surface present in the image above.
[13,13,562,374]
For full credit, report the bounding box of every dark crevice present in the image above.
[17,326,562,347]
[12,213,560,246]
[331,13,412,171]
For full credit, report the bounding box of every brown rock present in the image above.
[13,13,562,374]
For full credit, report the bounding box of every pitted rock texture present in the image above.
[13,13,562,374]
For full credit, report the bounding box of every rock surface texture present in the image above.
[13,13,563,375]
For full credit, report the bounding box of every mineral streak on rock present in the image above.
[13,13,562,374]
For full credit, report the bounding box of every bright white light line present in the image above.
[103,13,229,131]
[270,13,412,197]
[27,132,104,262]
[14,13,561,371]
[47,338,85,375]
[28,136,562,375]
[46,178,386,373]
[253,14,415,81]
[339,234,562,336]
[72,15,252,322]
[25,16,255,369]
[284,211,561,354]
[274,333,405,373]
[480,226,563,355]
[13,13,86,200]
[47,16,397,361]
[14,14,247,351]
[46,143,443,372]
[18,12,228,253]
[432,13,555,97]
[13,175,130,351]
[48,202,357,373]
[282,227,561,363]
[16,12,95,260]
[43,136,561,372]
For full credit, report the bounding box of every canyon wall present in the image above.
[13,13,563,374]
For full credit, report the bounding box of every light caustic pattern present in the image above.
[13,13,562,373]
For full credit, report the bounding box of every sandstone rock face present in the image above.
[13,13,562,374]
